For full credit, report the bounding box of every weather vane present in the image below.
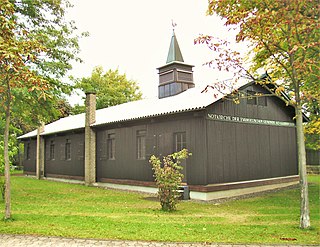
[171,19,177,31]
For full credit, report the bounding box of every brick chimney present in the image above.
[85,92,96,185]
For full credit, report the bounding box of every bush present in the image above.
[149,149,191,211]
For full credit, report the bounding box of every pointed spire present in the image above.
[166,31,184,64]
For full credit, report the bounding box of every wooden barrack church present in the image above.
[19,31,299,200]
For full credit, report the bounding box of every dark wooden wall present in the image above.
[205,121,297,184]
[96,113,207,185]
[44,132,85,179]
[23,139,37,174]
[205,85,298,184]
[210,84,295,122]
[306,149,320,165]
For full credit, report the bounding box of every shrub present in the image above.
[149,149,191,211]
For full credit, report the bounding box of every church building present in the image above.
[19,31,299,200]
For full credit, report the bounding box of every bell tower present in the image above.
[158,30,195,99]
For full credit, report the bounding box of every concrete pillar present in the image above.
[36,123,45,179]
[85,92,96,185]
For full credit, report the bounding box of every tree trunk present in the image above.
[295,104,310,229]
[4,105,11,220]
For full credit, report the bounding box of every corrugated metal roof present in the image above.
[18,87,226,139]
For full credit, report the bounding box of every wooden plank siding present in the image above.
[205,87,298,184]
[23,139,37,174]
[44,132,85,180]
[96,113,207,185]
[205,121,297,184]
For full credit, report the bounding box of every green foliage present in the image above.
[0,0,85,181]
[74,66,142,112]
[1,0,85,219]
[149,149,191,211]
[1,0,87,125]
[71,104,85,115]
[204,0,319,110]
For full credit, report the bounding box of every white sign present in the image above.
[207,114,295,127]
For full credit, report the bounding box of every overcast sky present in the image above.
[66,0,249,105]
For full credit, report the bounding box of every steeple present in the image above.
[166,31,184,64]
[157,28,195,99]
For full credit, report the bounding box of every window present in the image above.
[170,83,182,95]
[159,83,184,98]
[247,90,257,105]
[174,132,186,152]
[65,139,71,160]
[49,141,55,160]
[258,96,267,106]
[164,84,170,96]
[107,133,115,160]
[26,143,30,160]
[247,90,267,106]
[159,86,165,98]
[137,130,146,160]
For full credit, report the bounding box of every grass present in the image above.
[0,175,319,244]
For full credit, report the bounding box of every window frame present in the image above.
[107,133,116,160]
[247,90,257,105]
[174,132,186,152]
[136,130,146,160]
[65,139,71,160]
[247,90,267,107]
[258,95,267,106]
[49,140,55,160]
[26,142,30,160]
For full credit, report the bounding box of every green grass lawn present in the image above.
[0,175,319,244]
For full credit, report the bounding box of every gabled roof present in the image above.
[18,87,226,139]
[166,31,184,63]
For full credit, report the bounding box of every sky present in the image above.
[66,0,249,105]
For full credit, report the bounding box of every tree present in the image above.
[0,0,50,219]
[197,0,319,228]
[74,66,142,112]
[0,0,87,165]
[1,0,85,220]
